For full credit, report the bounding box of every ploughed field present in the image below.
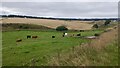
[2,30,103,66]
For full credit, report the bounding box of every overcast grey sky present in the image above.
[0,2,118,18]
[1,0,119,2]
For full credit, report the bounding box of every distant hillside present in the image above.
[1,18,93,30]
[1,23,53,31]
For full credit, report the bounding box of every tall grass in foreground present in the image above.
[47,39,118,66]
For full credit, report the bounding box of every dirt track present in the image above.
[88,27,117,49]
[0,18,93,30]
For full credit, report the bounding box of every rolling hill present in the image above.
[0,18,93,30]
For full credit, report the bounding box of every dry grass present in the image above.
[90,27,118,49]
[1,18,93,30]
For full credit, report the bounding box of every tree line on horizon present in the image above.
[1,14,117,21]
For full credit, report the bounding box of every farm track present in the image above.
[85,27,117,49]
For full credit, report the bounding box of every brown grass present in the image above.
[90,27,117,49]
[1,18,93,30]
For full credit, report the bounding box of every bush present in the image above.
[93,24,99,28]
[56,26,68,31]
[104,20,111,26]
[19,25,23,29]
[94,33,100,36]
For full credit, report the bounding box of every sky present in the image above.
[0,0,119,18]
[1,0,120,2]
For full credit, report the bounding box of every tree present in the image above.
[104,20,111,26]
[93,24,99,28]
[56,26,68,31]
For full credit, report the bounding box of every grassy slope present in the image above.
[2,30,103,66]
[2,22,118,66]
[48,39,118,66]
[48,28,118,66]
[1,23,53,31]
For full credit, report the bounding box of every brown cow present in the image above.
[16,39,22,42]
[32,36,38,39]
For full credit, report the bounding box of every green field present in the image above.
[2,30,103,66]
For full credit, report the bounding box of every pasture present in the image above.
[2,30,103,66]
[1,18,118,66]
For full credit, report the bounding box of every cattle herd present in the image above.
[16,35,38,42]
[16,32,99,43]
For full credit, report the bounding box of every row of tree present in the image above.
[1,15,117,21]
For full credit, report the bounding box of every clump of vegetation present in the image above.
[104,20,111,26]
[92,24,99,28]
[94,33,100,36]
[56,26,68,31]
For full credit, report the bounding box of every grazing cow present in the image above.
[79,30,84,32]
[32,36,38,39]
[76,33,81,36]
[27,35,31,39]
[62,35,65,37]
[65,33,68,36]
[63,32,67,37]
[52,36,55,38]
[16,39,22,42]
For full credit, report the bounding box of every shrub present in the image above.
[94,33,100,36]
[93,24,99,28]
[56,26,68,31]
[19,25,23,29]
[104,20,111,26]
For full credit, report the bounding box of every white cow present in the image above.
[65,33,68,36]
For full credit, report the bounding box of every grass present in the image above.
[2,30,103,66]
[48,39,118,66]
[2,22,117,66]
[1,23,53,31]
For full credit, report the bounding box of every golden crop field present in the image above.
[1,18,93,30]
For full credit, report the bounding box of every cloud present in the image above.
[1,0,120,2]
[1,2,118,18]
[0,7,25,15]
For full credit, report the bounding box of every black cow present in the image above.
[76,33,81,36]
[52,36,55,38]
[27,35,31,39]
[62,35,65,37]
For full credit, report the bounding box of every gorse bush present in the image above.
[56,26,68,31]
